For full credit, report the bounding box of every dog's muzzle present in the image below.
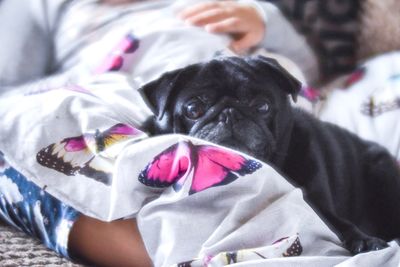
[188,97,275,160]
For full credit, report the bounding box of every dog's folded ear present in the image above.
[245,56,302,102]
[140,69,179,118]
[139,68,182,133]
[140,65,200,133]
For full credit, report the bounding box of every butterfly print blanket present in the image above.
[1,3,400,263]
[2,70,400,266]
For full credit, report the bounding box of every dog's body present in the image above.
[141,56,400,254]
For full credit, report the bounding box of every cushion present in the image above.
[268,0,361,81]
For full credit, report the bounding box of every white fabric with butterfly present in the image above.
[1,74,400,266]
[1,1,400,266]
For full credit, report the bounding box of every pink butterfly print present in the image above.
[95,33,140,74]
[139,141,262,194]
[344,66,366,88]
[36,123,142,185]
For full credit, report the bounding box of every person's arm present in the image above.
[0,0,70,88]
[179,1,265,53]
[69,215,152,267]
[0,0,51,88]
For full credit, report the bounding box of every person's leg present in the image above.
[0,151,152,266]
[69,215,152,267]
[0,152,79,258]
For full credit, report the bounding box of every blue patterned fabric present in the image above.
[0,151,79,259]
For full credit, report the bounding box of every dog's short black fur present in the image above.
[141,56,400,254]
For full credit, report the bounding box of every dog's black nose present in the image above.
[219,108,241,124]
[218,108,230,123]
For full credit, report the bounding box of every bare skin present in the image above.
[178,1,265,53]
[68,215,152,267]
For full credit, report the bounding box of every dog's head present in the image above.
[141,56,301,162]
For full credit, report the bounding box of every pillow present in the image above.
[357,0,400,61]
[268,0,360,82]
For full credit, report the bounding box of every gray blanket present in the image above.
[0,222,83,267]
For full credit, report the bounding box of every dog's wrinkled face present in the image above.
[173,78,286,160]
[141,56,301,162]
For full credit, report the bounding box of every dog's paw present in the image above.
[344,237,388,254]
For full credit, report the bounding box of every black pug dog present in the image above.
[140,56,400,254]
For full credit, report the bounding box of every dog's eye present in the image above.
[184,100,206,120]
[255,101,270,114]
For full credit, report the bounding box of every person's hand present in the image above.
[179,1,265,53]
